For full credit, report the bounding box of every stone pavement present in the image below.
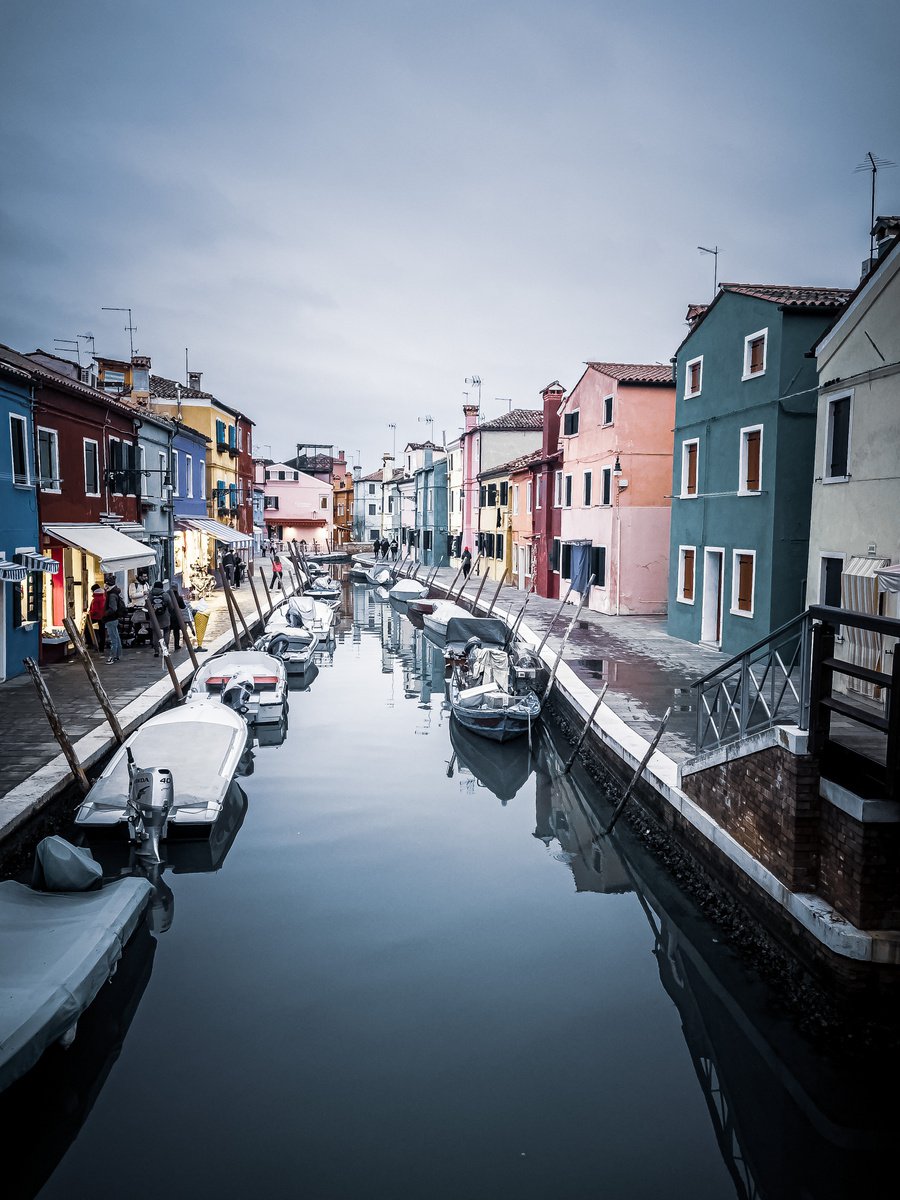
[0,564,279,803]
[389,557,727,763]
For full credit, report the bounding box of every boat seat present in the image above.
[457,682,501,708]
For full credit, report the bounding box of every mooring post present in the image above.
[258,567,275,615]
[444,560,464,599]
[542,575,595,702]
[144,600,184,699]
[561,684,608,775]
[485,568,508,616]
[62,616,126,745]
[168,591,200,673]
[470,565,492,613]
[602,707,672,835]
[23,657,91,794]
[454,552,482,602]
[536,581,575,656]
[247,572,266,629]
[216,569,242,648]
[222,573,252,645]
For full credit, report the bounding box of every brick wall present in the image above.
[818,804,900,930]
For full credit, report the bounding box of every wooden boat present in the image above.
[187,650,287,724]
[446,616,543,742]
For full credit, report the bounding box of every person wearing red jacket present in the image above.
[88,583,107,651]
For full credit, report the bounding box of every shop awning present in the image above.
[0,559,28,583]
[15,551,59,574]
[875,563,900,594]
[43,523,157,574]
[178,518,252,547]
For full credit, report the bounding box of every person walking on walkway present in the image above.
[373,534,381,560]
[234,556,244,588]
[390,537,398,562]
[89,583,107,651]
[149,580,174,656]
[272,554,284,590]
[169,581,193,651]
[380,536,389,561]
[129,569,151,645]
[461,547,472,578]
[221,548,236,586]
[104,583,124,663]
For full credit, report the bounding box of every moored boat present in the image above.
[388,578,430,614]
[422,600,471,640]
[187,650,287,724]
[446,616,543,742]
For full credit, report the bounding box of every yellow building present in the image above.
[475,461,514,582]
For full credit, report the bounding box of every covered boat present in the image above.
[188,650,287,724]
[0,840,153,1091]
[388,578,430,614]
[74,701,248,841]
[422,600,472,640]
[446,616,543,742]
[364,563,395,587]
[268,594,334,637]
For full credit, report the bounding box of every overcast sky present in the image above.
[2,0,898,468]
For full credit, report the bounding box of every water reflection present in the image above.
[449,720,534,803]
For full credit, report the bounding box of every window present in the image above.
[743,329,767,379]
[499,481,508,506]
[10,414,30,486]
[125,443,138,495]
[681,439,699,497]
[590,545,607,587]
[215,418,226,445]
[583,471,592,506]
[602,395,614,425]
[228,425,236,450]
[536,476,543,508]
[158,451,168,493]
[550,537,560,572]
[368,503,377,516]
[601,467,612,507]
[186,453,193,497]
[560,542,572,579]
[485,533,495,558]
[512,485,519,515]
[739,426,762,493]
[824,393,852,481]
[171,450,179,496]
[37,427,60,491]
[216,480,226,510]
[277,470,286,481]
[321,496,328,509]
[264,495,279,510]
[685,357,703,398]
[487,482,498,506]
[820,555,844,607]
[229,482,238,510]
[84,439,100,496]
[731,550,755,616]
[678,546,696,604]
[293,471,299,481]
[495,534,504,560]
[564,475,573,507]
[200,471,206,501]
[526,481,532,513]
[554,471,563,507]
[563,410,580,436]
[368,483,376,495]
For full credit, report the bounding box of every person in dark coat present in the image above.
[221,548,236,586]
[234,556,244,588]
[88,583,107,651]
[149,580,174,656]
[461,547,472,578]
[104,584,124,663]
[373,535,381,560]
[390,538,398,562]
[380,537,389,560]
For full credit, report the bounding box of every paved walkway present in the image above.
[391,558,726,763]
[0,565,278,802]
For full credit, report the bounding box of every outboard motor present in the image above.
[221,671,255,715]
[124,748,173,863]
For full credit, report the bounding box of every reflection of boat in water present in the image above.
[286,661,320,692]
[449,720,534,803]
[0,916,157,1200]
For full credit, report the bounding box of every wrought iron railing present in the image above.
[693,613,812,754]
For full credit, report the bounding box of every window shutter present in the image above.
[561,542,572,579]
[829,398,850,477]
[749,337,764,373]
[683,549,694,601]
[602,469,611,506]
[686,443,697,495]
[737,554,753,611]
[590,546,606,587]
[550,538,560,572]
[745,430,761,490]
[584,472,592,506]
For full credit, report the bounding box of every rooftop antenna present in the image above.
[854,151,896,264]
[53,338,81,365]
[101,306,137,358]
[78,332,96,360]
[496,397,513,414]
[697,245,720,298]
[185,347,190,384]
[387,422,397,459]
[418,415,434,442]
[465,375,482,414]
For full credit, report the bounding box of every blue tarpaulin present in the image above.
[571,543,591,594]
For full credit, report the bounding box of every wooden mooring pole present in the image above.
[168,592,200,673]
[23,657,91,794]
[485,568,508,616]
[560,684,608,775]
[536,581,575,656]
[62,616,126,745]
[454,552,482,602]
[258,567,276,614]
[222,574,253,645]
[469,564,492,613]
[247,572,266,627]
[542,575,595,703]
[144,601,184,700]
[602,707,672,836]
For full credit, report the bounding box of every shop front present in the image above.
[175,517,253,595]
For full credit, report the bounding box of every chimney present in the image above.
[463,403,479,433]
[541,381,564,457]
[188,371,202,391]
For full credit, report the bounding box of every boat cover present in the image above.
[390,579,429,600]
[444,617,509,650]
[0,876,152,1091]
[32,837,102,892]
[471,647,511,691]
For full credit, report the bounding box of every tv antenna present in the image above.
[854,152,896,264]
[53,338,81,365]
[697,245,721,298]
[496,397,513,414]
[78,332,96,359]
[464,375,482,412]
[101,306,137,358]
[387,422,397,459]
[418,415,434,441]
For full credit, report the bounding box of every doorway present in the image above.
[701,548,724,646]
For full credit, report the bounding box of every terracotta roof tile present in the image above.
[477,408,543,432]
[480,449,543,478]
[150,373,216,400]
[586,362,674,385]
[718,283,852,308]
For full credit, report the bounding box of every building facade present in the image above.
[262,461,333,549]
[413,451,449,566]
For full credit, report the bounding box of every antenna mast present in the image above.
[854,152,896,265]
[697,245,720,298]
[101,306,137,358]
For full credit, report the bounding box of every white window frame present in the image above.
[9,414,30,487]
[602,394,614,426]
[677,545,696,605]
[823,390,853,483]
[742,328,768,380]
[600,466,612,507]
[512,484,519,515]
[83,438,100,497]
[554,470,562,508]
[185,453,194,498]
[685,356,703,398]
[730,548,756,618]
[526,480,533,513]
[738,424,764,495]
[36,425,60,492]
[583,470,592,507]
[563,474,573,508]
[680,438,700,499]
[171,450,179,496]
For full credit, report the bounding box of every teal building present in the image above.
[667,284,850,656]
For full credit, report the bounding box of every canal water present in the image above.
[5,582,895,1199]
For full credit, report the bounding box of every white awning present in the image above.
[178,518,252,547]
[875,563,900,595]
[43,524,157,574]
[0,560,28,583]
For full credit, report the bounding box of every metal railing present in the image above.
[693,613,812,753]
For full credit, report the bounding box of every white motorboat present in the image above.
[254,627,320,670]
[267,594,334,636]
[364,563,395,587]
[388,578,430,613]
[74,701,248,845]
[308,574,342,604]
[422,600,472,640]
[187,650,287,724]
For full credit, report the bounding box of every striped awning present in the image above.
[177,517,252,547]
[875,563,900,594]
[841,556,891,696]
[0,560,28,583]
[15,551,59,574]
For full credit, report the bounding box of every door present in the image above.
[701,549,724,645]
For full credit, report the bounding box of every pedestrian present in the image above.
[222,548,236,586]
[380,536,389,561]
[272,554,284,590]
[373,534,381,560]
[149,579,174,656]
[390,537,398,562]
[104,581,124,663]
[128,568,151,645]
[461,546,472,578]
[88,583,107,651]
[169,582,193,651]
[234,556,244,588]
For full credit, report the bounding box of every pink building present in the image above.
[258,460,334,550]
[557,363,675,614]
